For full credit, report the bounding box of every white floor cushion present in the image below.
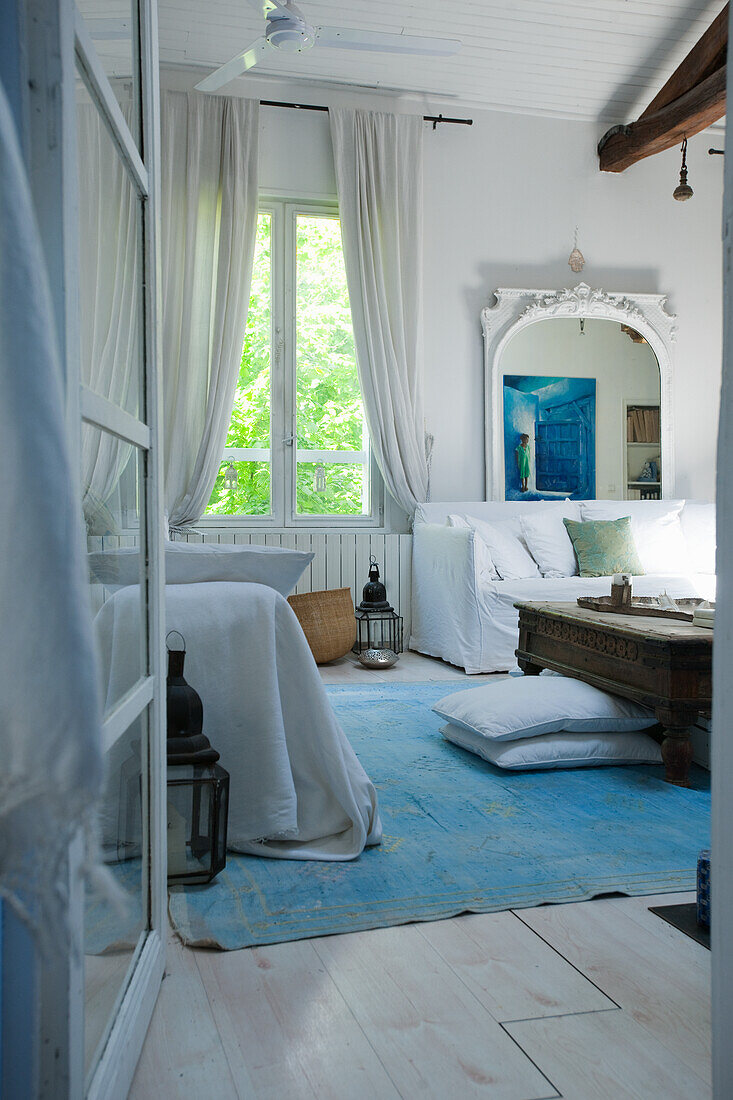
[432,675,657,743]
[440,722,662,771]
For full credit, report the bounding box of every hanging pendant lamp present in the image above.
[568,226,585,273]
[673,138,694,201]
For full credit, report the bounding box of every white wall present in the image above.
[163,69,725,511]
[501,318,660,498]
[423,109,723,503]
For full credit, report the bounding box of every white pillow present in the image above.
[680,501,716,575]
[432,675,657,743]
[440,723,662,770]
[579,500,689,575]
[464,515,541,580]
[88,542,314,596]
[520,502,580,578]
[447,514,499,579]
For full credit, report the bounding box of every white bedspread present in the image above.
[95,581,381,861]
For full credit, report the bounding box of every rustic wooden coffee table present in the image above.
[514,601,713,787]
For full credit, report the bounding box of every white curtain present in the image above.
[0,83,102,943]
[77,102,139,534]
[161,92,259,530]
[329,108,429,517]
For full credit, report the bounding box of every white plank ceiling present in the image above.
[81,0,727,124]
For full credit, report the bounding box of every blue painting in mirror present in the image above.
[503,375,596,501]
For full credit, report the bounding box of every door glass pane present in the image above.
[207,212,272,516]
[84,709,147,1077]
[295,214,369,516]
[76,0,140,148]
[84,428,147,714]
[77,72,144,421]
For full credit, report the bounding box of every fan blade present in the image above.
[315,26,461,57]
[194,38,268,92]
[244,0,290,15]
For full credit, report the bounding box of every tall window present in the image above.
[206,202,381,526]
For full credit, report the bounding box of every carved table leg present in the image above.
[517,657,543,676]
[656,706,697,788]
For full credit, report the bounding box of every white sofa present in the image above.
[410,499,716,674]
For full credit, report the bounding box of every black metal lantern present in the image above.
[353,557,404,656]
[166,631,229,885]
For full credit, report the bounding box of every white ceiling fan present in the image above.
[194,0,461,93]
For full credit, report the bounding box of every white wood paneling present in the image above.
[185,530,412,636]
[128,0,729,123]
[94,531,414,636]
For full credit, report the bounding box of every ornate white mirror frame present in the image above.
[481,283,676,500]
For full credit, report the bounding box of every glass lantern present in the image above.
[353,557,404,656]
[166,631,229,885]
[166,762,229,885]
[223,460,238,490]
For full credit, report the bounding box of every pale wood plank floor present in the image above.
[130,651,711,1099]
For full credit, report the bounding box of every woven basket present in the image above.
[287,588,356,664]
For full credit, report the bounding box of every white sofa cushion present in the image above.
[415,500,570,525]
[464,515,541,580]
[441,722,662,771]
[447,514,499,579]
[432,675,657,742]
[519,502,581,577]
[579,499,689,575]
[680,501,716,574]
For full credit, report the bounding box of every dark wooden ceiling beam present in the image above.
[599,64,726,172]
[599,3,728,173]
[640,3,728,119]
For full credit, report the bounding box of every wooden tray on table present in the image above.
[575,596,706,623]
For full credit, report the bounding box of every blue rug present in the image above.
[168,682,711,949]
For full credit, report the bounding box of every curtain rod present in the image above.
[259,99,473,128]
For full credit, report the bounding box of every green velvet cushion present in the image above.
[563,516,645,578]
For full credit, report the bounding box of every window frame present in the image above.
[207,197,384,530]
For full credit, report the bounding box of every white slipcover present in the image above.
[410,500,716,674]
[95,582,382,860]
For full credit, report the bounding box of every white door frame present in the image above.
[712,6,733,1092]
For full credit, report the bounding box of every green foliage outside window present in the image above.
[206,211,368,518]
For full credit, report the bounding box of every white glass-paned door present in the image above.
[74,0,165,1095]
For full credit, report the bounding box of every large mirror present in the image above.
[481,284,676,501]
